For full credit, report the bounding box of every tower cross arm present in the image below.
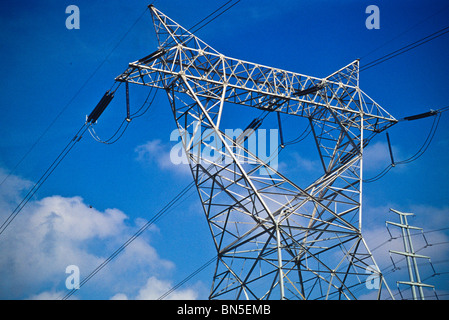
[117,47,397,133]
[115,5,397,134]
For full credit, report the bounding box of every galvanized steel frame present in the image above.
[116,6,397,300]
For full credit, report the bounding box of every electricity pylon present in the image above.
[116,5,397,300]
[387,208,436,300]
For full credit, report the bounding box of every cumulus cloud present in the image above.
[0,168,200,300]
[136,276,197,300]
[112,276,198,300]
[0,167,32,212]
[135,139,190,175]
[28,290,66,300]
[363,141,393,172]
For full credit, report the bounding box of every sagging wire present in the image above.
[88,119,130,145]
[87,82,157,145]
[63,109,289,300]
[0,7,150,190]
[0,84,125,237]
[363,107,444,183]
[283,123,312,146]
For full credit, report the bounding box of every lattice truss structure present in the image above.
[116,6,398,300]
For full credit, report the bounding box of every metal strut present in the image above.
[114,5,399,300]
[126,82,131,122]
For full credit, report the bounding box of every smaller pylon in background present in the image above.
[386,208,437,300]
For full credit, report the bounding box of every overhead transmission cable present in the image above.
[0,75,159,236]
[88,118,130,145]
[161,0,241,48]
[63,113,280,299]
[0,123,89,236]
[360,25,449,72]
[360,3,449,60]
[81,3,447,298]
[61,0,245,299]
[364,107,445,183]
[187,0,237,33]
[189,0,241,34]
[358,22,449,182]
[0,6,150,188]
[88,84,158,145]
[0,84,122,237]
[157,256,218,300]
[89,0,242,145]
[282,123,311,146]
[31,0,446,299]
[62,180,196,300]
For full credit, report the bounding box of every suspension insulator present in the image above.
[87,91,114,124]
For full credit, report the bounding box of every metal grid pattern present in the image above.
[116,6,398,300]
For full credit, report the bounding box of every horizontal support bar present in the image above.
[389,250,430,259]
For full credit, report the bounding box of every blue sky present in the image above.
[0,0,448,300]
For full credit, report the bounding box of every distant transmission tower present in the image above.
[387,208,436,300]
[116,5,398,299]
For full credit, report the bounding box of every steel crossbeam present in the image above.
[116,5,397,300]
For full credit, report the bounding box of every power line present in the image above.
[370,226,449,255]
[61,180,197,300]
[187,0,236,33]
[0,4,157,235]
[87,1,243,146]
[283,125,311,146]
[360,25,449,72]
[0,81,123,236]
[63,119,284,299]
[0,123,89,236]
[105,3,449,299]
[158,256,217,300]
[87,84,158,145]
[0,6,150,188]
[363,109,444,183]
[14,2,445,299]
[360,3,449,60]
[160,0,242,48]
[60,1,246,299]
[189,0,241,34]
[88,119,130,145]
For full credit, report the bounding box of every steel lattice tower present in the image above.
[116,6,398,300]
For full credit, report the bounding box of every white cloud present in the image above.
[0,167,200,300]
[291,152,319,172]
[0,167,32,213]
[363,141,393,172]
[31,195,128,241]
[135,139,190,174]
[110,276,198,300]
[110,293,128,300]
[136,276,197,300]
[362,203,449,299]
[27,290,66,300]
